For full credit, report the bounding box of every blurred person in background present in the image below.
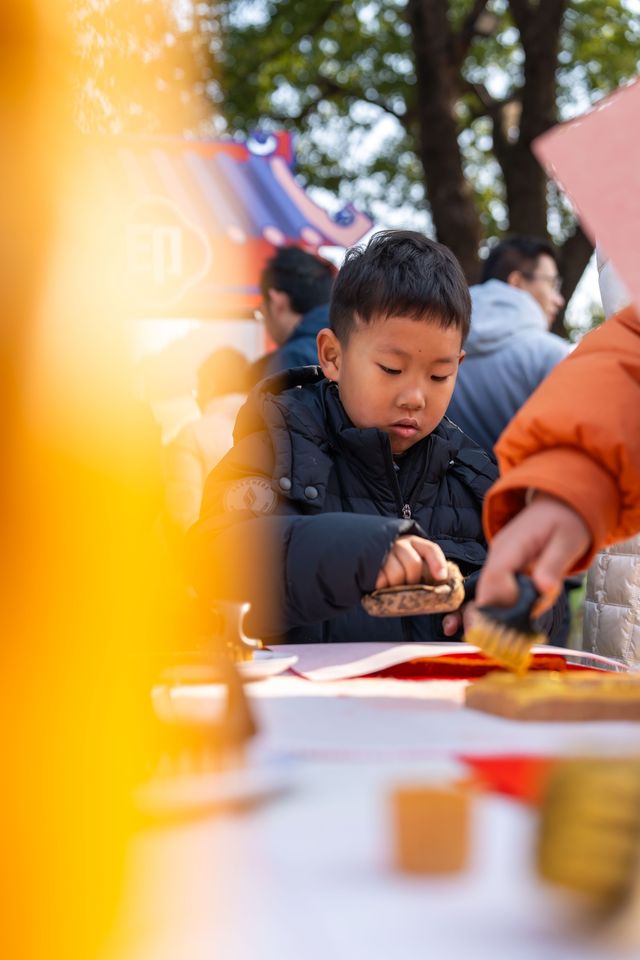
[447,235,576,644]
[248,245,335,386]
[475,256,640,618]
[164,347,249,532]
[447,235,569,454]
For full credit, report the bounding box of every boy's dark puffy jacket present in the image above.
[189,366,499,644]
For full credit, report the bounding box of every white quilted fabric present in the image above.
[583,534,640,666]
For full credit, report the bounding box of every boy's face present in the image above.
[318,315,465,455]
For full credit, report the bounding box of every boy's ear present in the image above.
[316,328,342,381]
[458,349,466,365]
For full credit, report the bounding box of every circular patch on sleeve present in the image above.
[224,477,278,515]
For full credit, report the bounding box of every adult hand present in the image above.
[375,535,448,590]
[475,493,591,612]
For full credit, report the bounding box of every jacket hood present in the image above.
[234,365,324,441]
[464,279,548,355]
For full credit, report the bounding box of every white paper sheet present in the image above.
[272,641,624,681]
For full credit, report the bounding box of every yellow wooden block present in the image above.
[392,784,470,874]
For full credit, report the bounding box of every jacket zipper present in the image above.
[382,443,415,643]
[390,465,414,520]
[389,435,436,522]
[399,495,412,641]
[383,453,410,521]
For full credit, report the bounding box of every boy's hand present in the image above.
[476,493,591,613]
[442,612,463,636]
[375,535,448,590]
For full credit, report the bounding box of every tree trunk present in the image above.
[501,0,568,236]
[406,0,482,283]
[553,225,594,336]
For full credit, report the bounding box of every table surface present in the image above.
[106,644,640,960]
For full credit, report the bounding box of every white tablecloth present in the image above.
[106,645,640,960]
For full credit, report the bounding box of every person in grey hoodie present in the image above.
[447,236,570,453]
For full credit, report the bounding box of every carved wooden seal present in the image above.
[361,561,465,617]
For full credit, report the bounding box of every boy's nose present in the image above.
[398,387,426,410]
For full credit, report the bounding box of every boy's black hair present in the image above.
[330,230,471,343]
[260,246,335,314]
[482,235,559,284]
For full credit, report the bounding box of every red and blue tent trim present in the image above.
[90,131,373,317]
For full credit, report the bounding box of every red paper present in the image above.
[460,754,556,805]
[533,78,640,310]
[368,652,598,681]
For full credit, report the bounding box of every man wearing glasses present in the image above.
[447,235,570,454]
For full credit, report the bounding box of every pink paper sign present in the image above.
[533,78,640,310]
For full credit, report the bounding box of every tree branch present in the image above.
[270,75,406,126]
[228,0,343,74]
[462,78,500,115]
[509,0,567,56]
[454,0,492,62]
[545,225,594,336]
[559,224,594,304]
[508,0,533,32]
[461,79,521,161]
[342,86,406,122]
[448,1,500,72]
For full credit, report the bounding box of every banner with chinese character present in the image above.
[93,133,373,318]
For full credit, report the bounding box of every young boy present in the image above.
[189,231,559,644]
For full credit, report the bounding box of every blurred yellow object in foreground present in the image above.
[0,2,202,958]
[538,758,640,906]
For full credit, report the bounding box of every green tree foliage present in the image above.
[72,0,215,134]
[74,1,640,320]
[217,1,424,205]
[215,0,639,306]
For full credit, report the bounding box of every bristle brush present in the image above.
[465,573,545,674]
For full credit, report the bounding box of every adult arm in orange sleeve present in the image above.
[476,306,640,608]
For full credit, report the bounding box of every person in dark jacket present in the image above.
[190,231,565,644]
[248,246,335,386]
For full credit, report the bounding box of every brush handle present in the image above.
[476,574,540,635]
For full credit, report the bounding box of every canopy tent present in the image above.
[91,131,373,318]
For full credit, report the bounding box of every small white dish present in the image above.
[237,650,298,681]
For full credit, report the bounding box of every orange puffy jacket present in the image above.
[484,306,640,571]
